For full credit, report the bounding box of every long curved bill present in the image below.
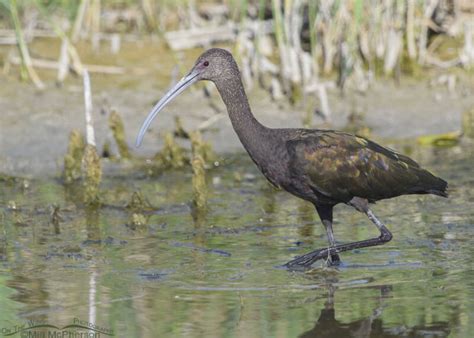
[135,69,200,147]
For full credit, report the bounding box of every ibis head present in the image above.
[135,48,236,147]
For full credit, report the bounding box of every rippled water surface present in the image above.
[1,143,473,337]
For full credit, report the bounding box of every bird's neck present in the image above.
[214,75,271,161]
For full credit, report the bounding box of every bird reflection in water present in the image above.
[299,284,450,338]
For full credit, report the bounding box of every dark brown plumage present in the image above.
[286,130,448,203]
[136,48,448,268]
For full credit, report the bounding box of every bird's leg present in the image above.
[323,219,341,265]
[316,205,340,265]
[285,198,392,269]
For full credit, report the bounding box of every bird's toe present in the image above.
[284,248,328,269]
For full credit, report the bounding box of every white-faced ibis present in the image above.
[136,48,448,268]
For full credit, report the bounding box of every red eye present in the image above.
[203,61,209,67]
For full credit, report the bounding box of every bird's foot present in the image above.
[284,248,339,270]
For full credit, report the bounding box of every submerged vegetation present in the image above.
[63,129,85,183]
[108,110,132,159]
[190,131,209,210]
[1,140,474,337]
[82,143,102,205]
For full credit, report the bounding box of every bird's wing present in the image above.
[286,130,436,202]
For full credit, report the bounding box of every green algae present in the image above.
[125,191,153,212]
[63,130,85,183]
[190,131,208,211]
[128,212,148,230]
[82,144,102,205]
[191,154,207,210]
[417,131,462,147]
[156,132,188,169]
[108,110,131,159]
[190,130,216,166]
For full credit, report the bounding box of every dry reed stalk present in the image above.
[8,55,123,74]
[305,82,332,121]
[32,1,86,76]
[406,0,417,60]
[316,83,331,121]
[358,28,371,63]
[275,0,314,100]
[319,0,343,75]
[384,28,403,74]
[10,0,45,89]
[425,54,460,67]
[0,34,18,45]
[187,0,205,29]
[0,28,57,39]
[272,0,290,91]
[300,51,315,86]
[384,1,404,75]
[83,70,96,147]
[90,0,101,50]
[321,30,333,74]
[289,0,305,84]
[418,0,440,64]
[271,75,284,100]
[57,38,69,83]
[72,0,89,42]
[68,44,84,74]
[164,24,237,50]
[141,0,157,31]
[110,33,121,54]
[197,113,225,131]
[461,21,474,66]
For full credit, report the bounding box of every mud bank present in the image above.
[0,71,473,177]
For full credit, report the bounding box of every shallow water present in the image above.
[1,143,473,338]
